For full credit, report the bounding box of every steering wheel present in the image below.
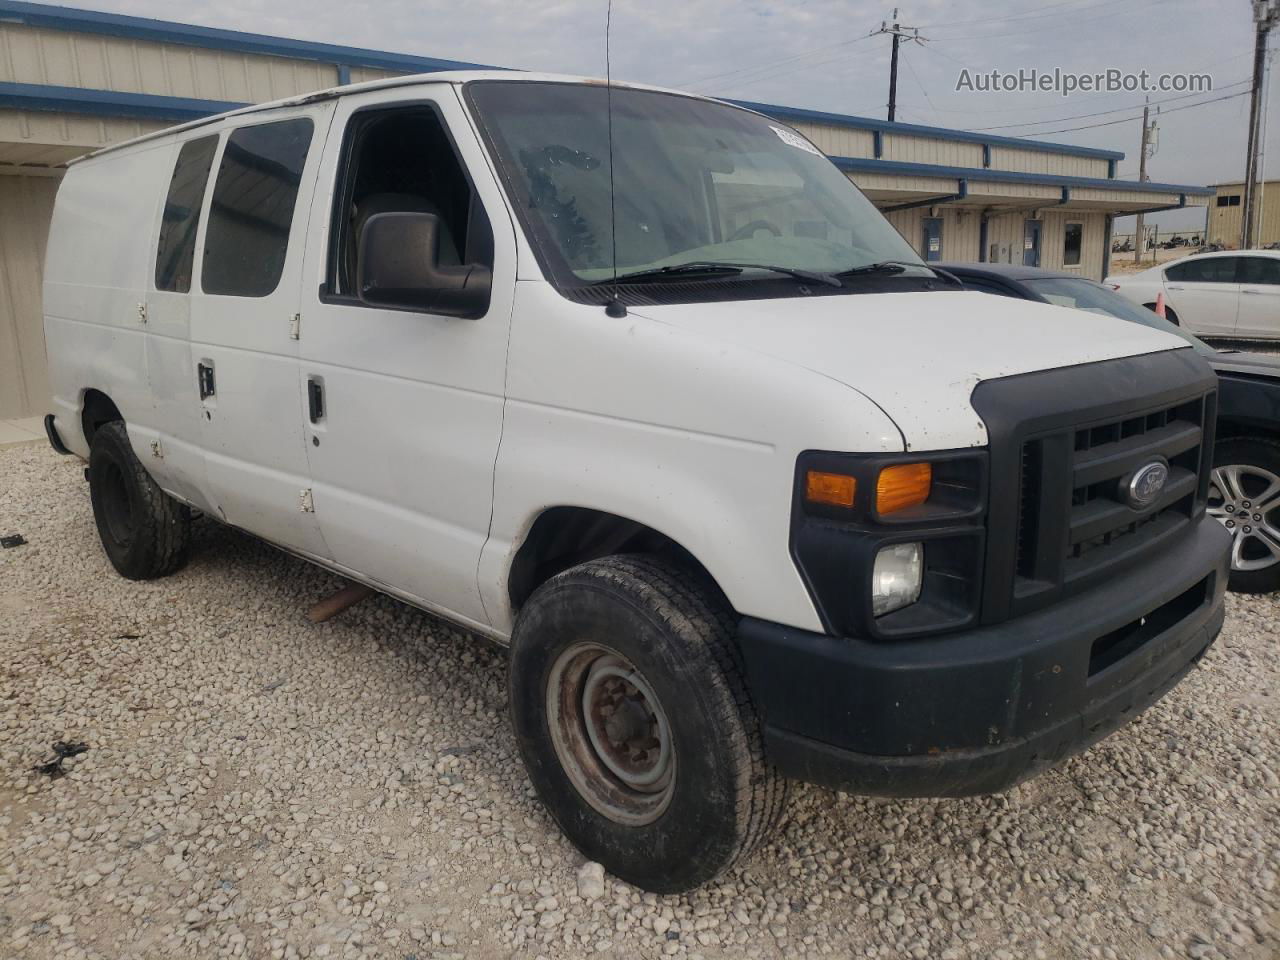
[728,219,783,241]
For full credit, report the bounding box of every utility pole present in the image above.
[875,10,924,121]
[1243,1,1279,249]
[1134,100,1155,262]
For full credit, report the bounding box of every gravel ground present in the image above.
[1,442,1278,960]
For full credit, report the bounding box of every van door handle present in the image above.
[1166,285,1185,291]
[307,378,325,423]
[197,361,215,400]
[1242,288,1267,295]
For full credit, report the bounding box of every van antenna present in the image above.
[603,0,627,318]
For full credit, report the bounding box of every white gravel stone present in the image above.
[0,443,1278,959]
[577,861,606,901]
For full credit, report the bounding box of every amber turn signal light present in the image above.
[805,470,856,508]
[876,462,932,514]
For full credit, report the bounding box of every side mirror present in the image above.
[357,212,492,318]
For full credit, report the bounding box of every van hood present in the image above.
[636,289,1192,451]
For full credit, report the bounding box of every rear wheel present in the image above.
[88,421,191,580]
[508,555,786,892]
[1209,437,1280,593]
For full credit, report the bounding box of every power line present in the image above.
[1010,88,1250,137]
[675,30,876,91]
[931,0,1165,43]
[919,0,1126,31]
[963,79,1250,132]
[691,43,875,96]
[901,49,937,113]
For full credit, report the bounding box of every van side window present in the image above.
[155,135,218,293]
[202,118,314,298]
[328,106,493,298]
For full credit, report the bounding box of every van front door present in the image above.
[189,107,335,559]
[295,88,515,630]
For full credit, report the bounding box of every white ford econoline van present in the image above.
[43,72,1230,892]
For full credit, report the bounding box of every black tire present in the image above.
[88,421,191,580]
[1211,437,1280,594]
[1143,303,1180,326]
[508,555,787,893]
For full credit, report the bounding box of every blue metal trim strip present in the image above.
[0,0,494,73]
[831,155,1212,197]
[731,98,1126,162]
[4,1,1120,163]
[0,80,246,121]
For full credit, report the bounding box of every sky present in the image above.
[77,0,1277,232]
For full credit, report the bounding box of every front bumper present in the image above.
[738,515,1230,797]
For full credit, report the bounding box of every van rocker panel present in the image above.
[737,514,1230,797]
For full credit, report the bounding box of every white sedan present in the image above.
[1105,249,1280,339]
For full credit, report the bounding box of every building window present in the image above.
[1216,194,1242,207]
[202,118,314,298]
[1063,222,1083,266]
[155,135,218,293]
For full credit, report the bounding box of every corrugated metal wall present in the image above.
[1208,182,1280,247]
[0,23,398,100]
[881,205,1108,279]
[0,174,58,419]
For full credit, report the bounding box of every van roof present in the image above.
[73,71,728,164]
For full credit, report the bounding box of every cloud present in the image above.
[73,0,1278,225]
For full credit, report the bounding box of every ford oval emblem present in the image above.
[1126,459,1170,510]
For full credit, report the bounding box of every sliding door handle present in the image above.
[197,361,215,400]
[307,378,325,423]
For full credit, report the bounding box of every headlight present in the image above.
[872,542,923,616]
[792,450,986,638]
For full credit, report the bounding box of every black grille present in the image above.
[1016,394,1210,595]
[971,350,1218,626]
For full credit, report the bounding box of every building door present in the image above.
[1023,219,1041,267]
[921,218,943,262]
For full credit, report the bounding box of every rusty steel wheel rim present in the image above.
[546,642,675,826]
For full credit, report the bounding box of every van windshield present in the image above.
[466,80,927,292]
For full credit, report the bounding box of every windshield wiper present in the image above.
[596,261,842,287]
[835,260,964,287]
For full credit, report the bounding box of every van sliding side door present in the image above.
[187,104,337,560]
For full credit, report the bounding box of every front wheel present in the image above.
[508,555,787,893]
[1208,438,1280,593]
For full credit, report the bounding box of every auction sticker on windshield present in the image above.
[770,126,823,156]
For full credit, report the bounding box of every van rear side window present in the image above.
[202,118,314,298]
[155,135,217,293]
